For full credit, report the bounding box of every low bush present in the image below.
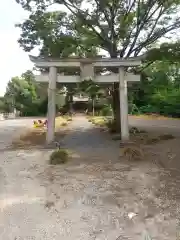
[120,144,144,161]
[49,149,69,165]
[106,119,117,133]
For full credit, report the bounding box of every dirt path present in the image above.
[62,115,120,161]
[0,116,179,239]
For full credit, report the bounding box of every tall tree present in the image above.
[0,97,5,112]
[16,0,180,131]
[4,73,38,115]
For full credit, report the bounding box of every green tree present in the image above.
[16,10,98,58]
[4,73,38,115]
[16,0,180,131]
[129,59,180,117]
[0,97,5,112]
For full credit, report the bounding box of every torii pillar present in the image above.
[119,67,129,141]
[47,66,57,143]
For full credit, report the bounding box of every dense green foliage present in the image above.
[0,71,65,116]
[130,61,180,117]
[0,71,46,115]
[2,60,180,118]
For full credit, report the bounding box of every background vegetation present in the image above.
[1,0,180,119]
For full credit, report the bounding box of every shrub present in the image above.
[129,127,147,135]
[120,144,144,161]
[129,127,140,134]
[100,105,112,116]
[106,119,117,133]
[49,149,69,165]
[138,105,158,114]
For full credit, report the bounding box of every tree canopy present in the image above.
[16,0,180,59]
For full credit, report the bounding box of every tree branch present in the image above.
[126,0,163,57]
[133,22,180,56]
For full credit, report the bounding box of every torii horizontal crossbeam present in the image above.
[35,73,140,83]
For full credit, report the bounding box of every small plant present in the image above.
[49,149,69,165]
[61,121,68,126]
[130,127,140,134]
[120,144,144,161]
[130,127,147,135]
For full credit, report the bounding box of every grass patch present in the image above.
[145,134,175,145]
[129,130,175,145]
[89,116,107,127]
[12,128,46,148]
[87,116,118,133]
[49,148,69,165]
[63,115,72,121]
[55,116,68,127]
[11,116,69,149]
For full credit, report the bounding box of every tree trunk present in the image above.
[109,50,121,134]
[112,82,121,133]
[92,98,95,116]
[69,94,73,116]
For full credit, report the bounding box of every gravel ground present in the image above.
[0,116,179,240]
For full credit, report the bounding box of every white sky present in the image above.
[0,0,35,96]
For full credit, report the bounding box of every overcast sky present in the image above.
[0,0,35,96]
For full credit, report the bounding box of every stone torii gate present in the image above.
[29,56,141,144]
